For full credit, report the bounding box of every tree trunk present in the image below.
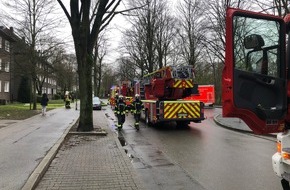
[33,79,37,110]
[77,54,94,132]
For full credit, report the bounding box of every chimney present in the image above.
[10,27,14,33]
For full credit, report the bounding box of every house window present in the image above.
[5,40,10,52]
[0,81,1,92]
[5,62,9,72]
[4,81,9,92]
[0,37,2,48]
[0,59,2,71]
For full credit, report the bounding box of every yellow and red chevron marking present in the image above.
[163,101,200,119]
[173,79,193,88]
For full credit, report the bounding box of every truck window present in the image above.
[233,16,280,77]
[172,66,193,79]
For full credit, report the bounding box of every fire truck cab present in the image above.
[223,8,290,188]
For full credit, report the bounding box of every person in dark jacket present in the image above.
[116,95,126,131]
[41,93,49,116]
[132,94,142,131]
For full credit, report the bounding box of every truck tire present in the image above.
[176,121,189,129]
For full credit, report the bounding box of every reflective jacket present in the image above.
[132,99,142,114]
[117,101,126,115]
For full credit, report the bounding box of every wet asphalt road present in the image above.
[104,106,281,190]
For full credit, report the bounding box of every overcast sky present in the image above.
[1,0,177,64]
[104,0,178,64]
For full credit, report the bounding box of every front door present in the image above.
[222,8,287,134]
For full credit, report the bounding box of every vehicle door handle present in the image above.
[256,78,274,85]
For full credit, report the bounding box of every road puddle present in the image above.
[118,135,127,146]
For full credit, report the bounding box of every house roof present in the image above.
[0,26,19,42]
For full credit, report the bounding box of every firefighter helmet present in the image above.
[135,94,140,100]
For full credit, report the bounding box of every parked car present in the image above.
[93,97,102,110]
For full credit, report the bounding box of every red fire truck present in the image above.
[184,85,215,106]
[223,7,290,189]
[137,66,205,127]
[109,81,134,110]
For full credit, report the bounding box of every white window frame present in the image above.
[5,40,10,52]
[4,81,9,92]
[5,61,9,72]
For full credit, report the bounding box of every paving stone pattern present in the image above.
[35,109,143,190]
[36,134,141,190]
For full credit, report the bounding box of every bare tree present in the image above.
[121,26,147,77]
[176,0,206,70]
[101,65,118,97]
[93,32,108,97]
[125,0,162,73]
[2,0,63,109]
[253,0,290,17]
[154,1,176,69]
[122,0,173,75]
[53,48,77,96]
[116,56,138,81]
[57,0,122,131]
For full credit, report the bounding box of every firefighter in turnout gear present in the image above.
[116,95,126,131]
[132,94,142,130]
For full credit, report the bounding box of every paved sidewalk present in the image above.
[0,105,79,190]
[213,114,252,132]
[33,108,144,190]
[213,114,277,138]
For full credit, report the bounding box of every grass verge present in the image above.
[0,100,65,120]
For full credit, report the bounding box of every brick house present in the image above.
[0,26,57,104]
[0,26,16,104]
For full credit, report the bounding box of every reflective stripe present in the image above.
[164,101,200,119]
[173,79,193,88]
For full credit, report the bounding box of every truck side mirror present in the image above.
[244,34,264,50]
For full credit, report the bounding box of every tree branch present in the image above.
[57,0,72,24]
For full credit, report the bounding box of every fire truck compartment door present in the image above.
[222,8,287,134]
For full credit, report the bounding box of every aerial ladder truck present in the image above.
[137,66,205,127]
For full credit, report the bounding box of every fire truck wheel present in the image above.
[176,121,189,129]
